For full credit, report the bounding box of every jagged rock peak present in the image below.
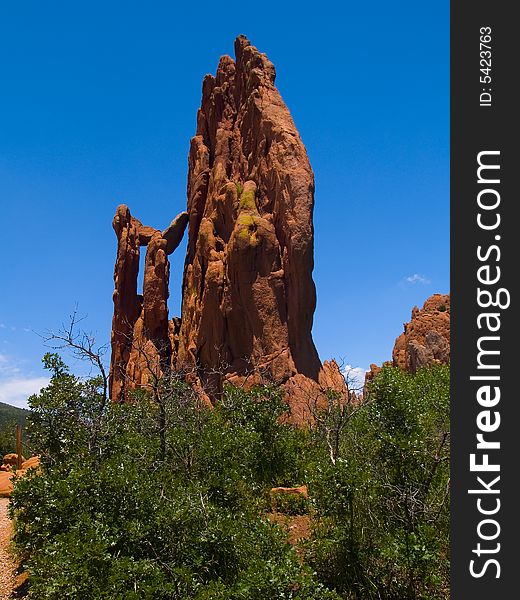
[108,38,346,422]
[392,293,450,373]
[175,35,344,417]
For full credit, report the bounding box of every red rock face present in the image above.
[175,35,344,414]
[392,293,450,373]
[109,205,143,402]
[109,36,346,418]
[109,205,188,401]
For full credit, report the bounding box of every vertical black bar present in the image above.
[452,2,518,598]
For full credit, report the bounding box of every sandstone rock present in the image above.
[162,212,189,255]
[270,485,309,514]
[364,363,382,386]
[109,205,145,402]
[270,485,309,499]
[392,293,450,373]
[21,456,40,471]
[0,472,13,498]
[109,205,188,401]
[175,35,345,414]
[0,456,41,497]
[108,37,346,418]
[2,453,25,467]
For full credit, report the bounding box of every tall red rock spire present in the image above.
[109,36,345,418]
[176,35,344,413]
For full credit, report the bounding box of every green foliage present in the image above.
[0,401,28,429]
[0,419,16,456]
[0,402,29,455]
[10,358,449,599]
[11,359,335,599]
[272,492,309,516]
[306,364,450,599]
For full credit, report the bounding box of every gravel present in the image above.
[0,498,15,600]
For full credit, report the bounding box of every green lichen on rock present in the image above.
[235,213,259,245]
[234,181,244,196]
[237,213,256,228]
[239,188,257,211]
[238,229,251,242]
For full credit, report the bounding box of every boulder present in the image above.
[21,456,40,471]
[109,206,188,401]
[0,471,13,498]
[2,453,24,467]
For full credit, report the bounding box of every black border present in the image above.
[451,2,518,597]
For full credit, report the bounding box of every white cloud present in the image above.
[0,353,49,408]
[0,353,13,373]
[404,273,431,285]
[342,365,369,391]
[0,353,21,375]
[0,377,49,409]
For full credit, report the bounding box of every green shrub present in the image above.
[306,365,450,599]
[10,356,336,599]
[272,491,309,516]
[10,356,449,599]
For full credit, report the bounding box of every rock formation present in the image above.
[392,293,450,373]
[0,455,40,498]
[109,205,188,402]
[364,294,450,391]
[175,35,344,415]
[109,36,346,418]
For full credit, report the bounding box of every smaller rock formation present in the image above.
[1,453,25,467]
[270,485,309,512]
[393,293,450,373]
[109,205,188,402]
[364,363,383,386]
[0,471,12,497]
[364,294,450,389]
[0,455,40,497]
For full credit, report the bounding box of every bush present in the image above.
[10,357,449,599]
[0,420,16,456]
[272,492,309,516]
[306,364,450,599]
[10,356,337,599]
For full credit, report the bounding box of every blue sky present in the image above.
[0,1,449,407]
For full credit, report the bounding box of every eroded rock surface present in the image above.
[392,293,450,373]
[109,36,346,418]
[175,35,344,416]
[109,205,188,401]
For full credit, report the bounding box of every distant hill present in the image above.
[0,401,29,429]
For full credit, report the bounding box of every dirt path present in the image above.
[0,498,16,600]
